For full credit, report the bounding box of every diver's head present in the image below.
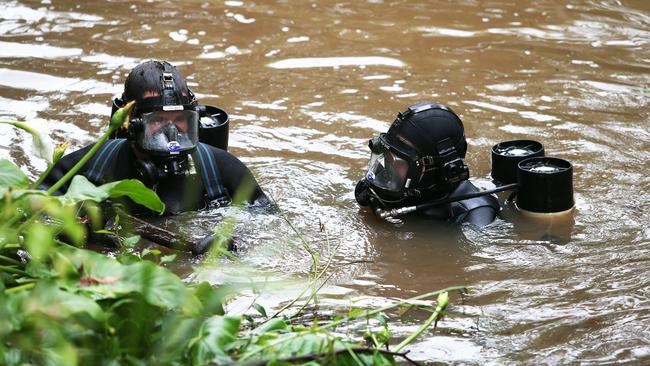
[112,61,201,186]
[110,61,200,157]
[356,102,470,208]
[122,60,199,157]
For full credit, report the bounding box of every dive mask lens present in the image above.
[365,144,409,193]
[138,110,200,154]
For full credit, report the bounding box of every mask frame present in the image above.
[132,109,200,156]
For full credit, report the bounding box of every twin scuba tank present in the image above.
[491,139,574,215]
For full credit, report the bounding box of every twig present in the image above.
[222,347,421,366]
[0,254,21,266]
[337,260,374,265]
[287,272,335,319]
[4,283,35,294]
[393,291,448,352]
[264,195,342,322]
[237,286,469,363]
[267,194,319,273]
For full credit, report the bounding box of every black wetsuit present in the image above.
[41,139,269,214]
[418,180,499,227]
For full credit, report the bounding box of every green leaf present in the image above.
[122,235,140,248]
[374,312,389,328]
[189,315,241,364]
[348,307,365,319]
[254,333,327,358]
[253,303,268,318]
[0,159,29,193]
[103,179,165,214]
[253,318,287,334]
[59,248,201,313]
[63,175,111,202]
[159,254,176,264]
[62,176,165,214]
[116,253,141,265]
[30,281,106,322]
[24,223,53,262]
[193,281,225,316]
[8,188,48,201]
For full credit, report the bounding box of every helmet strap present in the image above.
[162,62,177,106]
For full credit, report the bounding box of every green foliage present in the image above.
[188,315,241,364]
[0,119,456,365]
[0,160,29,194]
[63,176,165,214]
[253,302,268,318]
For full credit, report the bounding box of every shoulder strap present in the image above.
[85,139,128,184]
[192,143,228,202]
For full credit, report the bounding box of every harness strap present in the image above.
[193,143,228,202]
[86,139,127,184]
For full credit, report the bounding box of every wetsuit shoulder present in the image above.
[195,143,270,205]
[39,140,134,195]
[449,180,500,226]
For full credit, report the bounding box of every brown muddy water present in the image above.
[1,0,649,364]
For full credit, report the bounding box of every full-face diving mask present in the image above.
[358,104,470,208]
[128,62,199,156]
[365,133,417,199]
[135,107,199,156]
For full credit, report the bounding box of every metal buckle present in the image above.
[163,71,174,88]
[419,156,436,167]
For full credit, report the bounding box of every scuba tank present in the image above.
[197,105,229,151]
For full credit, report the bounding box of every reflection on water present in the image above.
[1,0,649,363]
[0,68,119,94]
[267,56,406,69]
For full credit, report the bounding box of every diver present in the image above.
[41,60,269,214]
[354,102,499,227]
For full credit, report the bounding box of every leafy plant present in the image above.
[0,107,461,365]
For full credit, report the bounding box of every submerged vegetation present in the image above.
[0,109,460,365]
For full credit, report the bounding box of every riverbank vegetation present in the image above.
[0,110,459,365]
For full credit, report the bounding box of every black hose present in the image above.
[415,182,519,211]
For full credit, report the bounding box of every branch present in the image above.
[237,286,469,363]
[394,291,449,352]
[222,347,422,366]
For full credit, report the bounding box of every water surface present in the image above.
[1,0,649,364]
